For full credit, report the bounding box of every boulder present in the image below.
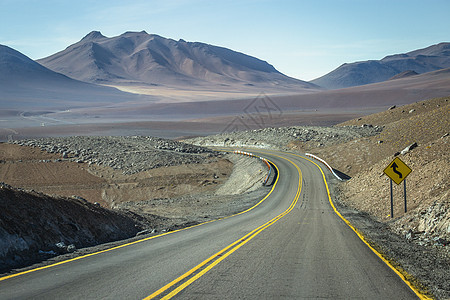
[400,142,418,155]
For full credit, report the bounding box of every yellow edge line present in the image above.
[293,153,432,300]
[145,154,302,299]
[0,157,279,283]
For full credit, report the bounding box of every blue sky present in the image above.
[1,0,449,80]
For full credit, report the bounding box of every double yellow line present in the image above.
[145,154,302,299]
[145,151,431,299]
[1,149,431,300]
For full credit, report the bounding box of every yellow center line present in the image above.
[144,152,302,299]
[287,152,432,300]
[0,157,278,283]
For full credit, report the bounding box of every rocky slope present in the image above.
[0,182,154,273]
[327,96,449,242]
[311,42,450,89]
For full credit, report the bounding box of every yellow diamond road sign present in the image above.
[384,157,412,185]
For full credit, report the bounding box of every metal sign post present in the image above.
[383,157,412,218]
[404,179,407,213]
[390,179,394,218]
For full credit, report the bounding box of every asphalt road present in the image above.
[0,150,419,299]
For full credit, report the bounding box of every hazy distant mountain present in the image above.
[0,44,137,109]
[1,44,76,85]
[311,42,450,89]
[38,31,317,91]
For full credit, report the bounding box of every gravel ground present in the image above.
[12,136,218,174]
[117,153,271,222]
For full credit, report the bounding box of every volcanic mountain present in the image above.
[0,44,137,110]
[37,31,317,92]
[311,42,450,89]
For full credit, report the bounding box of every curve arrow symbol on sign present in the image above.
[391,162,402,178]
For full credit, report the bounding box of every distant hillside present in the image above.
[388,70,418,80]
[0,44,140,110]
[0,44,88,88]
[37,31,317,91]
[311,42,450,89]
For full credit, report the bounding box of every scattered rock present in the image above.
[400,142,418,155]
[136,229,153,236]
[388,105,396,110]
[55,242,66,249]
[11,136,219,175]
[405,229,417,240]
[72,195,87,202]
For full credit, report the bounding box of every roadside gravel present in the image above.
[332,183,449,299]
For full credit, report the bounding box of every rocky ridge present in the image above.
[186,125,382,149]
[12,136,218,174]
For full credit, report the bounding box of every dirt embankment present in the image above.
[117,154,270,221]
[0,182,152,273]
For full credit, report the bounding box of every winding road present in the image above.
[0,150,421,299]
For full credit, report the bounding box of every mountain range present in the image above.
[0,44,138,110]
[37,31,316,92]
[1,32,450,133]
[1,34,450,140]
[311,42,450,89]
